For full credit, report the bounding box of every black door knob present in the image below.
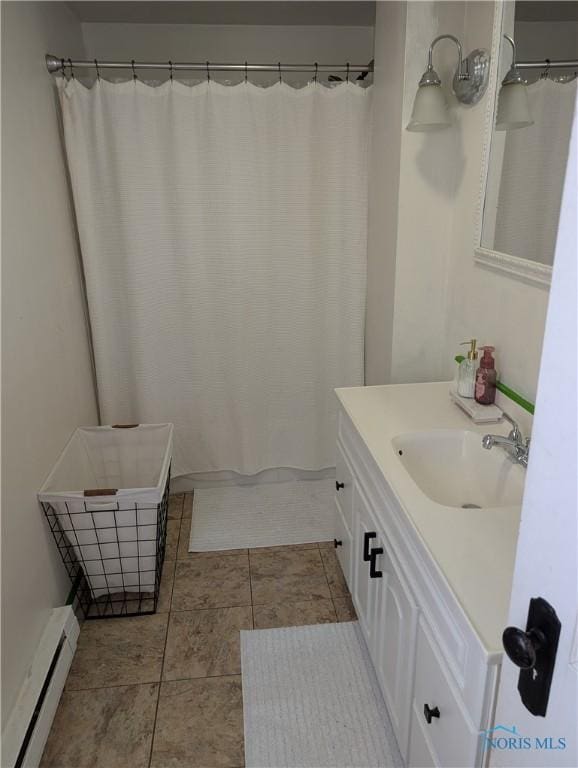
[333,538,342,548]
[423,704,440,724]
[335,481,344,491]
[503,626,546,669]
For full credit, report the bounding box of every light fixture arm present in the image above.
[427,34,470,81]
[501,34,524,86]
[503,34,517,68]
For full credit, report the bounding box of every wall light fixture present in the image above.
[495,35,534,131]
[407,35,490,132]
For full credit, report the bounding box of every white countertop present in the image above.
[335,381,522,655]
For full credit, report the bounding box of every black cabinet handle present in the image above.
[333,538,343,548]
[335,481,345,491]
[369,547,383,578]
[363,531,376,561]
[424,704,440,724]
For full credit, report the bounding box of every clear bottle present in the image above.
[457,339,478,398]
[475,346,497,404]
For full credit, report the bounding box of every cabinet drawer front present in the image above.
[335,440,354,531]
[334,501,353,589]
[410,617,481,768]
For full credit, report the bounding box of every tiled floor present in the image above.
[41,492,356,768]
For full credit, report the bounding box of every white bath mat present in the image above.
[188,479,334,551]
[241,622,403,768]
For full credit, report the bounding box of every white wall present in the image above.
[80,22,374,86]
[390,1,471,384]
[444,1,549,407]
[1,1,98,728]
[369,0,549,405]
[365,1,406,384]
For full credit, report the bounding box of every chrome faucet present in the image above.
[482,412,530,468]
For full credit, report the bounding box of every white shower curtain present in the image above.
[58,78,370,478]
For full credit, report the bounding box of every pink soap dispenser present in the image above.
[475,346,497,404]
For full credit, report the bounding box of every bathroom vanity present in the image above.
[333,382,524,767]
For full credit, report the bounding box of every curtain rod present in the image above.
[45,54,373,75]
[518,59,578,69]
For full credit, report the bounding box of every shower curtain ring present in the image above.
[94,59,100,81]
[131,59,137,81]
[245,61,248,83]
[169,60,173,81]
[206,61,210,82]
[60,58,66,76]
[346,63,350,82]
[278,62,282,83]
[68,58,75,79]
[314,62,318,83]
[541,59,551,80]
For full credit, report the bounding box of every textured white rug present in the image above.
[241,622,403,768]
[188,479,334,551]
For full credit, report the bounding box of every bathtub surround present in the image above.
[58,76,370,479]
[80,22,374,88]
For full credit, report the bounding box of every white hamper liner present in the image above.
[38,424,173,603]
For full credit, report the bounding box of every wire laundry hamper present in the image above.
[39,423,173,619]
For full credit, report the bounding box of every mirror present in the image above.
[477,1,577,283]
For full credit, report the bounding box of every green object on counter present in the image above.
[453,355,535,415]
[495,381,535,414]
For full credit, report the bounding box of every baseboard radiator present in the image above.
[2,606,79,768]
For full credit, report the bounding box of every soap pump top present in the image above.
[460,339,478,360]
[479,345,495,368]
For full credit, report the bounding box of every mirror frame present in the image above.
[474,0,552,288]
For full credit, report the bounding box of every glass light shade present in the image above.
[406,84,451,132]
[496,81,534,130]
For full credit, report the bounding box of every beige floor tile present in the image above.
[253,598,336,629]
[168,493,184,520]
[163,606,252,680]
[178,515,247,559]
[157,559,176,613]
[66,613,168,690]
[182,491,193,518]
[41,683,158,768]
[320,547,350,598]
[172,554,250,611]
[151,676,244,768]
[250,547,331,605]
[318,540,335,550]
[165,519,180,560]
[333,596,357,622]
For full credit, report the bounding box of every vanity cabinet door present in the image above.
[372,540,418,761]
[408,617,481,768]
[351,487,384,649]
[334,500,353,589]
[335,442,354,531]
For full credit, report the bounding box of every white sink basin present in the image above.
[392,429,525,509]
